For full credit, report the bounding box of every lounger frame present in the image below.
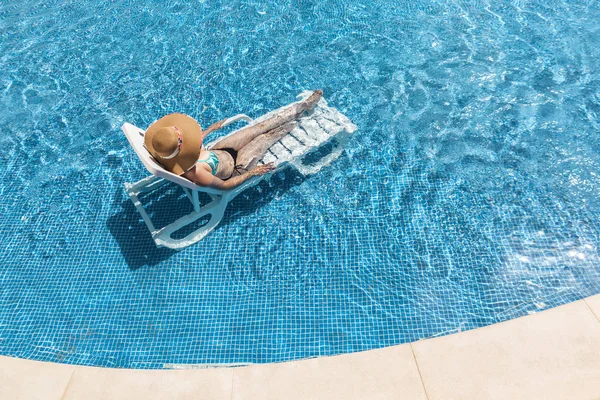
[122,91,356,249]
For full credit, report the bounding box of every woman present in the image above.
[144,90,322,190]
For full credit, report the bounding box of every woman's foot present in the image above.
[302,89,323,110]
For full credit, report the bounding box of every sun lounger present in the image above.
[122,91,357,249]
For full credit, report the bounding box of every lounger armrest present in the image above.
[222,114,253,127]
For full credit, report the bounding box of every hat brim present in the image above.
[144,113,202,175]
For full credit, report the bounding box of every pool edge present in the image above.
[0,294,598,400]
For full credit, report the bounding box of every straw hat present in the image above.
[144,113,202,175]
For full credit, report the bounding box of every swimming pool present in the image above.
[1,0,599,368]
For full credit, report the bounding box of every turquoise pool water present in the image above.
[1,0,599,368]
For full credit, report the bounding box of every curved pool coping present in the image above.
[1,294,599,400]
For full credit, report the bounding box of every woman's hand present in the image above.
[249,163,276,176]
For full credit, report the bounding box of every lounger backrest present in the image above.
[122,122,200,191]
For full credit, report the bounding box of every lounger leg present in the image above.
[150,180,259,249]
[181,188,202,212]
[192,191,200,212]
[152,196,226,249]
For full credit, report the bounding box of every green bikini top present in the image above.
[197,151,219,175]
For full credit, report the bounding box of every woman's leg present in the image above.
[231,121,297,176]
[211,90,322,152]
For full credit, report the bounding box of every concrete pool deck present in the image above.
[1,294,600,400]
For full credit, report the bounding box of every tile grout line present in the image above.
[409,343,431,400]
[58,369,76,400]
[583,298,600,325]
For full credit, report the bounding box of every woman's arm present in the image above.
[185,163,276,190]
[200,119,228,142]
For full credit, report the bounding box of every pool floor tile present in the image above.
[61,366,233,400]
[0,355,74,400]
[411,300,600,400]
[231,344,427,400]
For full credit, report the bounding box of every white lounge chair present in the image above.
[122,91,357,249]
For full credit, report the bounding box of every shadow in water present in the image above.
[106,167,307,270]
[106,188,178,270]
